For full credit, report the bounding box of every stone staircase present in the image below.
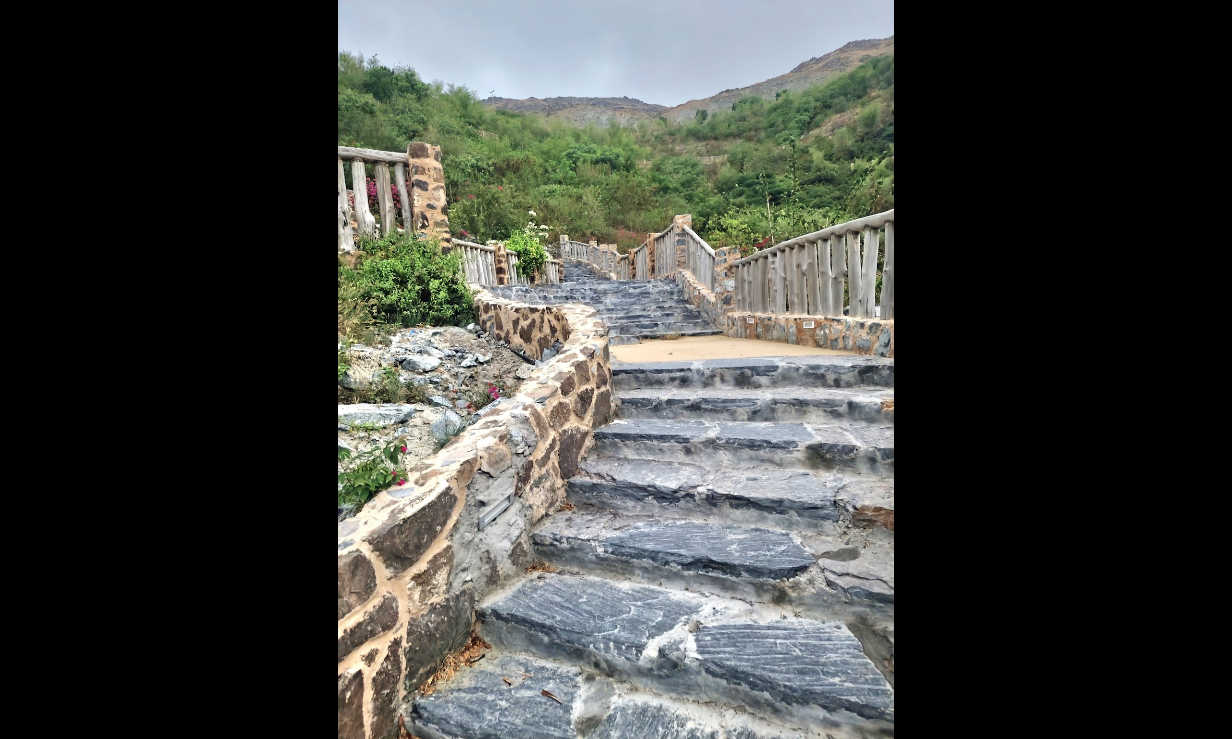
[486,258,722,345]
[406,352,896,738]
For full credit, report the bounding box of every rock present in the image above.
[476,354,490,363]
[337,403,416,427]
[338,371,366,390]
[404,587,476,691]
[338,551,377,620]
[515,365,534,380]
[481,575,699,662]
[694,621,894,721]
[411,654,579,739]
[402,355,442,372]
[338,670,365,739]
[459,355,478,368]
[453,399,470,411]
[429,395,452,408]
[410,376,431,387]
[443,349,457,358]
[431,410,467,443]
[424,346,446,359]
[338,593,399,662]
[466,323,481,333]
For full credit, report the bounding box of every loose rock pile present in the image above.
[338,323,534,520]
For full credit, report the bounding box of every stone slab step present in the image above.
[617,386,894,423]
[592,419,894,472]
[409,651,830,739]
[477,574,894,726]
[533,513,815,581]
[611,356,894,391]
[608,325,723,338]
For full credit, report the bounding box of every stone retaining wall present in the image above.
[670,244,894,358]
[724,311,894,357]
[337,294,613,739]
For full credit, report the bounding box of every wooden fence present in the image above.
[337,146,414,250]
[731,209,894,320]
[450,238,561,286]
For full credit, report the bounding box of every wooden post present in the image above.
[349,160,377,235]
[804,240,818,315]
[847,230,864,317]
[832,232,848,316]
[338,158,355,252]
[882,222,894,320]
[375,163,396,236]
[861,226,879,318]
[394,163,413,237]
[817,237,832,316]
[791,244,805,314]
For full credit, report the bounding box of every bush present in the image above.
[350,233,475,327]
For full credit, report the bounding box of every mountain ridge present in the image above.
[483,36,893,126]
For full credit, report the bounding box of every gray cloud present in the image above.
[338,0,894,106]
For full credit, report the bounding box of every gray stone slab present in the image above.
[590,699,721,739]
[411,654,580,739]
[694,621,893,721]
[706,469,841,520]
[481,575,701,662]
[594,419,715,444]
[536,516,814,580]
[337,403,415,427]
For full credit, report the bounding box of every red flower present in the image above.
[400,445,407,453]
[497,186,503,190]
[397,479,406,486]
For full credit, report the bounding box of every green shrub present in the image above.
[350,233,475,327]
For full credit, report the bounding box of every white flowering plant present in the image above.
[505,210,552,280]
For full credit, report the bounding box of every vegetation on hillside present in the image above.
[338,51,894,253]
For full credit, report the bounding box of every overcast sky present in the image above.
[338,0,893,107]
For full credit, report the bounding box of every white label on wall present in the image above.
[803,320,815,329]
[747,317,755,324]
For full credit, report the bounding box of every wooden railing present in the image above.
[451,239,498,286]
[653,227,674,278]
[731,209,894,320]
[680,225,716,292]
[629,241,650,280]
[337,146,414,250]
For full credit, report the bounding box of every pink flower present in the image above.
[398,479,406,486]
[400,445,407,453]
[497,186,503,190]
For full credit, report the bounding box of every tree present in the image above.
[695,109,708,124]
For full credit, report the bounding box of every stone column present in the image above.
[559,234,568,260]
[673,214,692,271]
[494,243,510,285]
[406,142,450,242]
[646,233,656,278]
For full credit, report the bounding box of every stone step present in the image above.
[533,513,815,581]
[607,324,722,338]
[477,574,895,727]
[617,386,894,423]
[611,356,894,391]
[592,419,894,472]
[609,335,643,346]
[408,651,831,738]
[566,456,894,534]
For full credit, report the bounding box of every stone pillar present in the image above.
[559,234,568,260]
[406,142,450,242]
[646,233,656,278]
[494,243,510,285]
[673,214,692,271]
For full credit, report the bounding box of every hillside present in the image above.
[482,36,893,126]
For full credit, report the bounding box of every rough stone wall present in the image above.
[406,142,450,242]
[337,295,613,739]
[672,214,692,271]
[724,312,894,357]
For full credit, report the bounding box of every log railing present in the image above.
[451,239,498,286]
[629,241,650,280]
[337,146,414,250]
[653,227,674,278]
[731,209,894,320]
[680,225,716,292]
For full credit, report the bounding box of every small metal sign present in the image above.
[747,317,755,324]
[803,320,815,329]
